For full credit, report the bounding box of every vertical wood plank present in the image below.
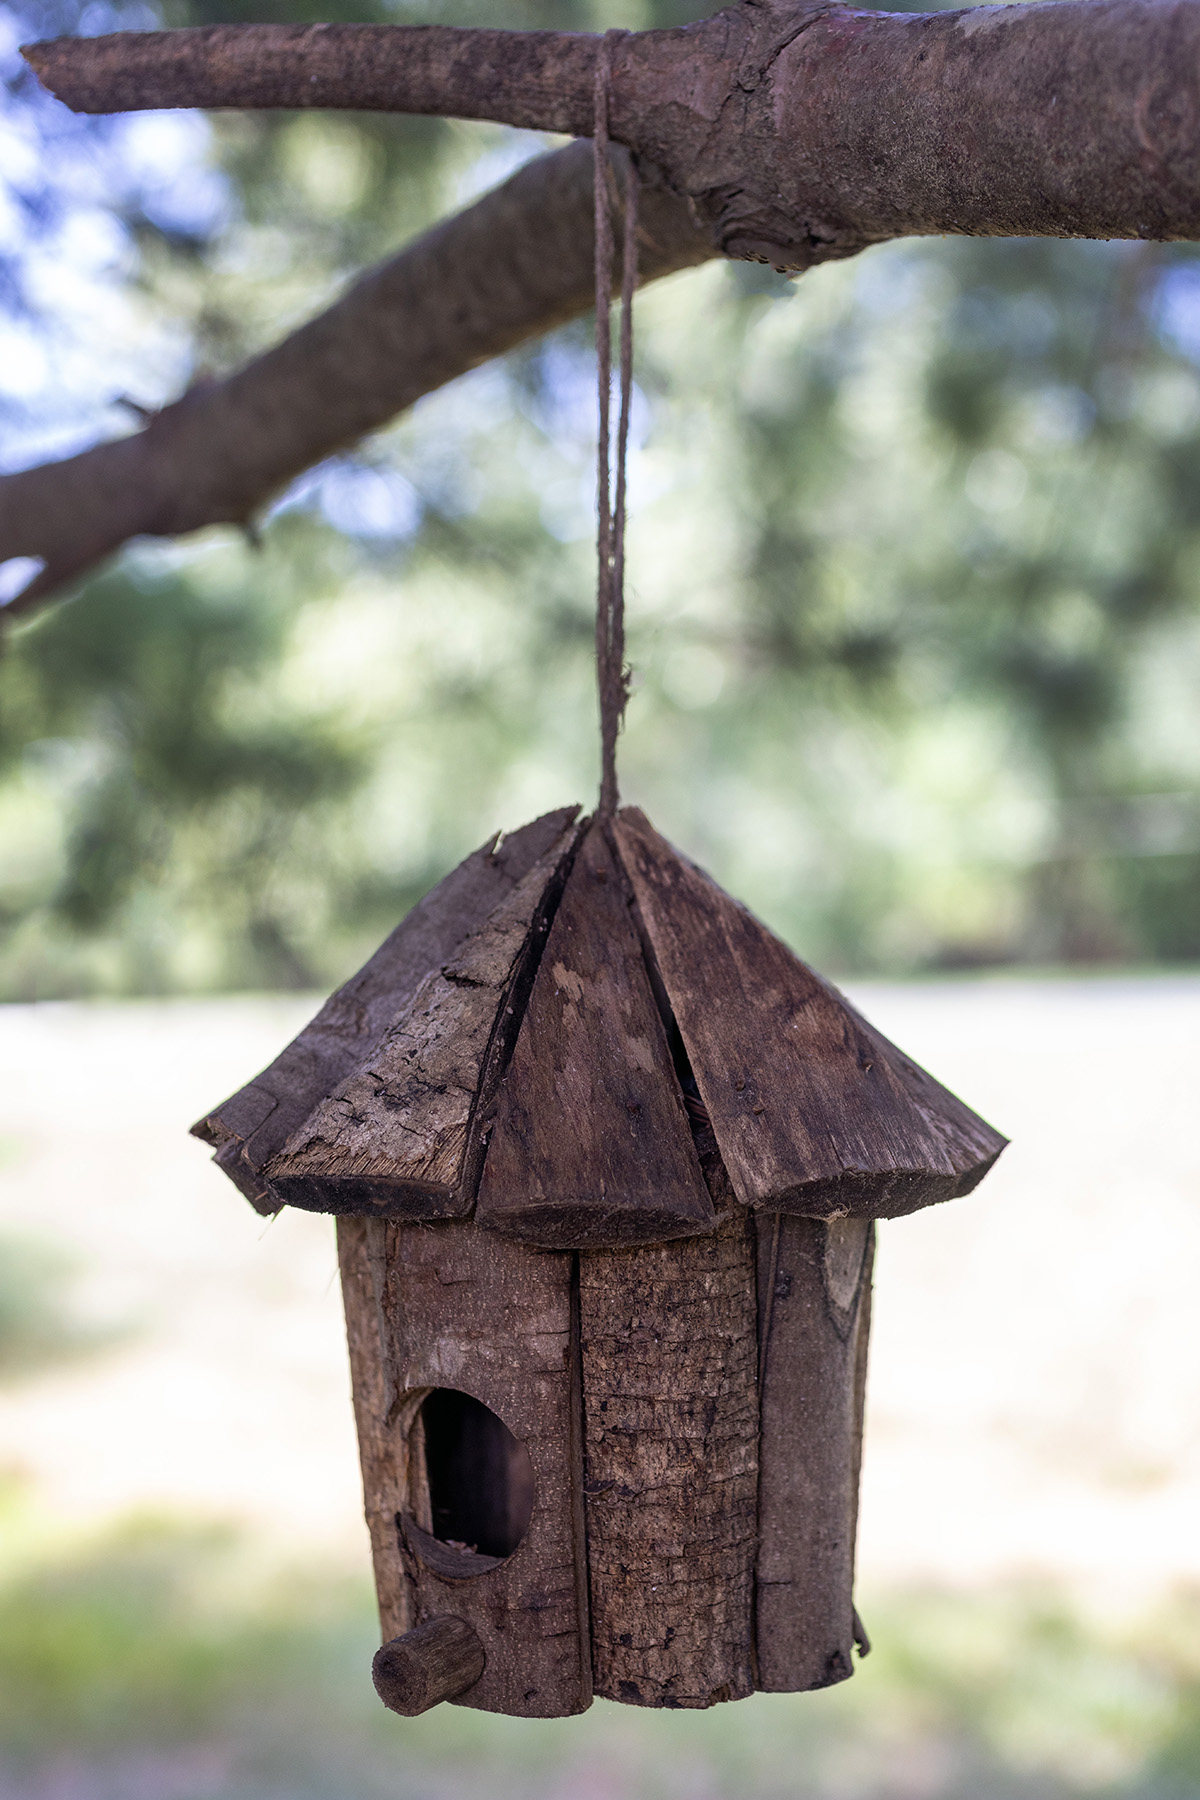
[580,1199,758,1708]
[337,1216,412,1642]
[377,1220,591,1718]
[754,1213,875,1691]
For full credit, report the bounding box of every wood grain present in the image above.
[614,807,1006,1220]
[372,1615,486,1716]
[193,806,579,1216]
[367,1219,591,1718]
[476,821,715,1249]
[337,1216,411,1643]
[266,818,581,1217]
[579,1187,758,1708]
[754,1212,874,1691]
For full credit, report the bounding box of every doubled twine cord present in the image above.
[594,31,638,820]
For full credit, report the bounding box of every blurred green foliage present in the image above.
[1,1507,1200,1797]
[3,0,1200,996]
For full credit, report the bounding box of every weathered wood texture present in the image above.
[267,818,581,1217]
[367,1219,590,1718]
[579,1193,758,1707]
[337,1216,409,1639]
[192,806,578,1215]
[754,1212,873,1691]
[476,821,715,1249]
[372,1615,487,1715]
[614,807,1006,1219]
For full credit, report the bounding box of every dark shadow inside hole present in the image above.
[418,1388,534,1560]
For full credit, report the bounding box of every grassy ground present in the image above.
[1,1495,1199,1800]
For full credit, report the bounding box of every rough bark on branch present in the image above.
[0,142,715,619]
[29,0,1200,263]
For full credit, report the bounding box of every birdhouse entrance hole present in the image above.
[405,1388,535,1574]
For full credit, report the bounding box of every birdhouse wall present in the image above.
[336,1216,591,1718]
[337,1218,407,1641]
[754,1215,874,1691]
[339,1199,875,1715]
[579,1198,759,1708]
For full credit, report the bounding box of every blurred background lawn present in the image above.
[4,0,1200,1788]
[3,980,1200,1799]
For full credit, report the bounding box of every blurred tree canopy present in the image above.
[3,0,1200,998]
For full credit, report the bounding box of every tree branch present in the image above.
[28,0,1200,265]
[24,22,600,130]
[0,143,716,620]
[15,0,1200,617]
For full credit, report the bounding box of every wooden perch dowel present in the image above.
[372,1615,487,1715]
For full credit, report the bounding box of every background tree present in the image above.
[3,0,1200,997]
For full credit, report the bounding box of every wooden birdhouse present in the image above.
[194,803,1005,1718]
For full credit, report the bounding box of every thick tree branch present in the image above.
[28,0,1200,265]
[14,0,1200,616]
[0,143,716,619]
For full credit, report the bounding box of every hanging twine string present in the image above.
[594,31,638,819]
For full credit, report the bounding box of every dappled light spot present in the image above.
[0,558,44,606]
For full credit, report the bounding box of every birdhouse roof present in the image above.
[194,806,1005,1248]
